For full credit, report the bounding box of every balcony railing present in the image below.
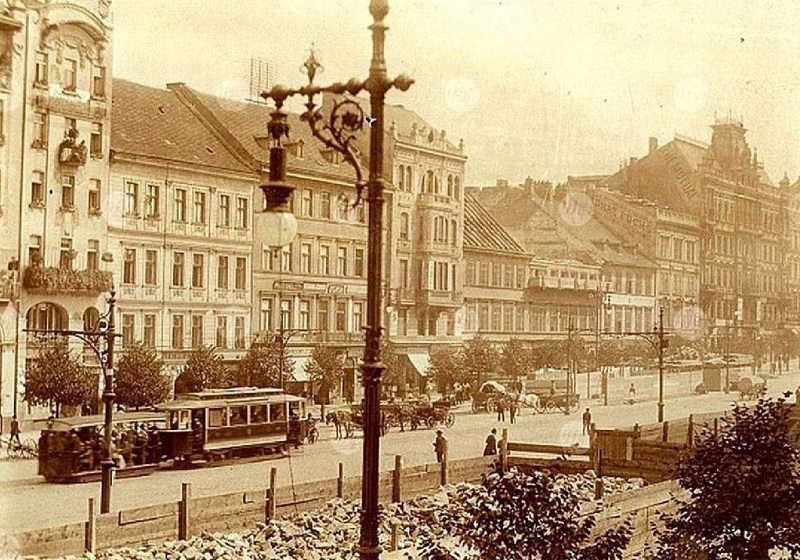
[418,289,464,307]
[23,265,113,295]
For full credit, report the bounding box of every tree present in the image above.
[380,338,408,398]
[115,342,171,410]
[462,335,499,389]
[418,469,631,560]
[24,341,97,416]
[428,345,465,394]
[174,345,231,394]
[305,345,344,404]
[234,337,293,388]
[501,338,530,388]
[650,395,800,560]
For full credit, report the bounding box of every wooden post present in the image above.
[392,455,402,502]
[178,482,191,540]
[625,437,634,461]
[589,422,596,451]
[265,467,278,522]
[687,415,694,448]
[390,520,399,551]
[440,440,449,486]
[84,497,96,554]
[713,418,719,440]
[633,423,641,439]
[594,477,604,500]
[336,462,344,499]
[662,420,669,442]
[499,429,508,474]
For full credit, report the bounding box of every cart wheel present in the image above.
[545,401,556,413]
[425,415,436,428]
[471,401,479,414]
[445,412,455,428]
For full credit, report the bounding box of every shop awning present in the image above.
[405,353,430,377]
[289,356,312,383]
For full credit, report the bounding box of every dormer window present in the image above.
[320,148,340,165]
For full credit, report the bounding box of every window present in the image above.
[353,302,363,333]
[659,235,670,259]
[31,171,44,205]
[193,191,207,224]
[35,52,48,85]
[300,243,311,273]
[320,245,330,275]
[504,264,514,288]
[61,174,75,209]
[124,181,139,216]
[301,189,313,217]
[28,235,41,265]
[280,300,292,330]
[191,315,204,348]
[217,256,229,289]
[172,315,184,349]
[400,259,409,289]
[145,184,160,218]
[88,179,101,213]
[216,316,228,348]
[32,112,46,147]
[192,254,204,288]
[337,247,347,276]
[400,212,410,239]
[236,197,248,228]
[318,300,329,330]
[299,300,310,330]
[354,248,365,278]
[145,250,157,285]
[321,192,331,219]
[235,257,246,289]
[63,58,77,91]
[87,240,99,271]
[219,194,230,227]
[143,314,156,347]
[234,316,245,349]
[90,123,102,157]
[280,246,291,272]
[172,252,185,286]
[59,238,73,270]
[262,247,275,271]
[174,188,187,221]
[122,314,135,346]
[356,203,366,224]
[92,64,105,97]
[335,300,347,331]
[260,299,272,332]
[123,248,136,284]
[491,263,502,287]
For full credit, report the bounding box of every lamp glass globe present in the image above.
[262,210,298,249]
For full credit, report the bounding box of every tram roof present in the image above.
[33,411,166,432]
[158,390,305,411]
[174,387,285,401]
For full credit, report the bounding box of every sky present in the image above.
[112,0,800,187]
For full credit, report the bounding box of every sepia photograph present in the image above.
[1,1,800,558]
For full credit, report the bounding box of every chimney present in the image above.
[496,178,509,188]
[629,157,638,166]
[649,137,658,154]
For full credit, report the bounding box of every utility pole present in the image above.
[657,306,665,423]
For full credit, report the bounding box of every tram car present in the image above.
[36,387,309,483]
[156,387,308,465]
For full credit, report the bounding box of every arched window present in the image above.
[400,212,410,240]
[447,175,454,197]
[424,170,435,193]
[433,174,440,194]
[451,219,458,244]
[26,302,68,332]
[83,307,100,332]
[405,166,413,191]
[396,166,404,190]
[453,176,461,200]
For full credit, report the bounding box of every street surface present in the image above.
[2,370,800,535]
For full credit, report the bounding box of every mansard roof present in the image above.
[463,192,526,255]
[111,79,250,174]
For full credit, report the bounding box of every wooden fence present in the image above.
[10,448,494,558]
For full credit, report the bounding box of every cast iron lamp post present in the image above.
[26,288,117,513]
[259,2,411,558]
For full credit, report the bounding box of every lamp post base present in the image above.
[657,402,664,423]
[100,459,114,513]
[357,545,381,560]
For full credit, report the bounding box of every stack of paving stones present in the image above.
[21,473,645,560]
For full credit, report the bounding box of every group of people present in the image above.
[494,396,519,424]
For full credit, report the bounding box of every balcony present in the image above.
[417,289,463,308]
[23,264,112,295]
[417,192,458,211]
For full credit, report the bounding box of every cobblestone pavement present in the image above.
[2,370,799,535]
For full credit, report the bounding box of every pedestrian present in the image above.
[627,383,636,403]
[582,408,592,435]
[9,415,20,446]
[496,398,506,422]
[483,428,498,456]
[433,429,447,463]
[509,398,517,424]
[331,412,342,440]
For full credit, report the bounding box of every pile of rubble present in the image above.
[21,473,646,560]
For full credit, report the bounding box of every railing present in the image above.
[23,265,113,295]
[418,289,464,306]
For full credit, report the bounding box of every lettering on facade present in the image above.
[328,284,345,294]
[273,281,303,291]
[303,282,328,292]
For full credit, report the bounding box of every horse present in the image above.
[326,410,354,439]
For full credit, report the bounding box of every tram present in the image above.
[156,387,309,465]
[35,387,310,483]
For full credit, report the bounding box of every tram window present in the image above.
[289,401,301,418]
[229,406,248,426]
[250,404,267,424]
[270,403,286,422]
[170,412,180,429]
[208,408,227,428]
[179,411,190,430]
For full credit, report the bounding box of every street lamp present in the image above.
[26,287,117,513]
[259,3,412,558]
[615,307,666,422]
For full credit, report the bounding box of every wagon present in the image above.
[534,392,580,413]
[471,381,507,414]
